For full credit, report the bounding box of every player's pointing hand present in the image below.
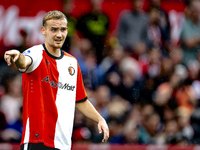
[4,50,20,66]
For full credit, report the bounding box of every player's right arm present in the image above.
[4,50,32,69]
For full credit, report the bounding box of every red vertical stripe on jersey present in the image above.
[76,63,87,101]
[21,50,59,147]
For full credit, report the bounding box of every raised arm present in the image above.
[75,100,109,142]
[4,50,32,69]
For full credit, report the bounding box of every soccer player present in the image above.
[4,10,109,150]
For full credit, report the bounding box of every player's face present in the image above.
[41,18,68,49]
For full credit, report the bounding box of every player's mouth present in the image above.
[55,39,62,44]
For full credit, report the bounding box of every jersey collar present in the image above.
[42,43,64,60]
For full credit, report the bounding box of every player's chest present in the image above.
[41,56,77,83]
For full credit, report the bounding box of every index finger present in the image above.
[4,53,12,66]
[4,50,17,65]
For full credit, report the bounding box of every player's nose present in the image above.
[56,30,62,37]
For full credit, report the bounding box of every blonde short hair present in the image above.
[42,10,67,27]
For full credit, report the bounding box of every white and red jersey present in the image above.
[20,44,87,150]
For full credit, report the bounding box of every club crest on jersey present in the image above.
[68,66,75,76]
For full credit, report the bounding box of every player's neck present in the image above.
[45,43,61,57]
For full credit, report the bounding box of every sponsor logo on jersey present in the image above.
[41,76,75,91]
[68,66,75,76]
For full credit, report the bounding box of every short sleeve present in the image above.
[19,45,43,73]
[76,63,87,103]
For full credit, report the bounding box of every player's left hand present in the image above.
[98,119,109,142]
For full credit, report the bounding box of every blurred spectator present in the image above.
[121,120,140,143]
[130,41,147,76]
[168,46,184,66]
[145,0,170,51]
[99,41,125,79]
[158,119,179,144]
[139,74,157,105]
[180,0,200,65]
[162,107,176,123]
[147,6,162,48]
[190,61,200,101]
[0,73,23,142]
[154,65,188,104]
[107,95,131,143]
[186,60,200,84]
[140,104,155,124]
[118,56,143,103]
[77,0,110,63]
[175,76,198,115]
[118,0,149,52]
[155,118,189,145]
[155,56,173,86]
[62,0,77,52]
[138,110,161,144]
[104,48,143,103]
[153,65,186,121]
[176,107,194,142]
[146,45,162,78]
[104,45,125,96]
[107,95,130,122]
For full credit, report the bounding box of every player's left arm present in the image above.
[75,100,109,142]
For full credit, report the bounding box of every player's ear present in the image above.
[41,26,45,36]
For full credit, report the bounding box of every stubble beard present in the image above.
[53,40,64,49]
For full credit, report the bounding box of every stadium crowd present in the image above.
[0,0,200,146]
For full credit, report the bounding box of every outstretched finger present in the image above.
[4,50,19,65]
[4,54,12,66]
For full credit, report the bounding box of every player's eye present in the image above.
[61,28,67,32]
[51,28,57,32]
